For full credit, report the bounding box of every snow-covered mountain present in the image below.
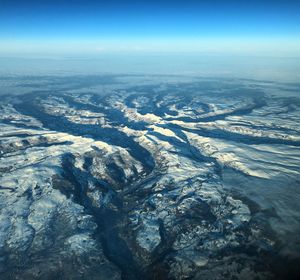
[1,75,300,280]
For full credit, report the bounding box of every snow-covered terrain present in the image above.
[0,75,299,279]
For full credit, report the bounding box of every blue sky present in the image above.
[0,0,300,55]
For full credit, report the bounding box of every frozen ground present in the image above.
[0,75,299,280]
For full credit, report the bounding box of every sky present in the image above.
[0,0,300,56]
